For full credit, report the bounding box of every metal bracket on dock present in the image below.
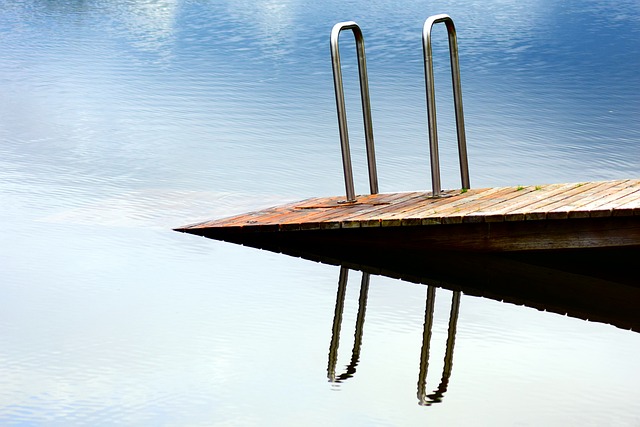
[330,22,379,203]
[423,14,470,196]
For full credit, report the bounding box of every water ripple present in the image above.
[1,0,640,425]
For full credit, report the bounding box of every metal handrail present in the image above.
[327,267,370,383]
[326,267,461,403]
[417,288,461,406]
[330,21,378,202]
[422,14,470,196]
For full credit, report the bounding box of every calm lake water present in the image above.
[1,0,639,425]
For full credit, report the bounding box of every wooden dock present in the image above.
[176,179,640,252]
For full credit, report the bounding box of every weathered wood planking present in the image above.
[176,179,640,251]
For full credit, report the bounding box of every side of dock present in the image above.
[177,179,640,252]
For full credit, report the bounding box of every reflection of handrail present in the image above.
[417,286,436,403]
[327,267,370,382]
[422,14,470,196]
[330,22,379,203]
[326,267,461,404]
[417,288,461,406]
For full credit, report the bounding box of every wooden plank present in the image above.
[456,185,541,223]
[409,185,555,225]
[454,184,565,223]
[249,194,393,230]
[449,186,545,222]
[193,197,315,229]
[613,194,640,216]
[290,205,368,230]
[413,187,511,225]
[386,188,493,224]
[586,183,640,217]
[257,192,396,231]
[267,201,361,229]
[366,192,451,226]
[376,193,448,227]
[287,193,409,230]
[338,191,431,227]
[393,188,498,225]
[336,192,423,227]
[543,181,621,219]
[477,182,594,222]
[517,181,615,220]
[503,181,619,221]
[312,192,421,229]
[569,180,640,218]
[430,187,519,221]
[177,179,640,252]
[294,195,358,209]
[604,188,640,212]
[238,206,303,229]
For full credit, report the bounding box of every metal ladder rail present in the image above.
[417,287,461,406]
[327,267,370,383]
[422,14,470,196]
[331,22,378,203]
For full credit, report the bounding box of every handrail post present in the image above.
[327,267,371,383]
[423,14,470,196]
[331,21,379,202]
[417,286,436,405]
[417,288,461,406]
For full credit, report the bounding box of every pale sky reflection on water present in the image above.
[0,0,639,425]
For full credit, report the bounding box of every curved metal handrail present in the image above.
[423,14,470,196]
[327,267,370,382]
[417,288,461,406]
[330,21,378,202]
[326,267,461,404]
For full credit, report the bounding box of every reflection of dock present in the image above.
[327,267,461,406]
[176,179,640,251]
[186,223,640,331]
[176,193,640,329]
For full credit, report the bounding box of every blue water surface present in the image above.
[1,0,639,425]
